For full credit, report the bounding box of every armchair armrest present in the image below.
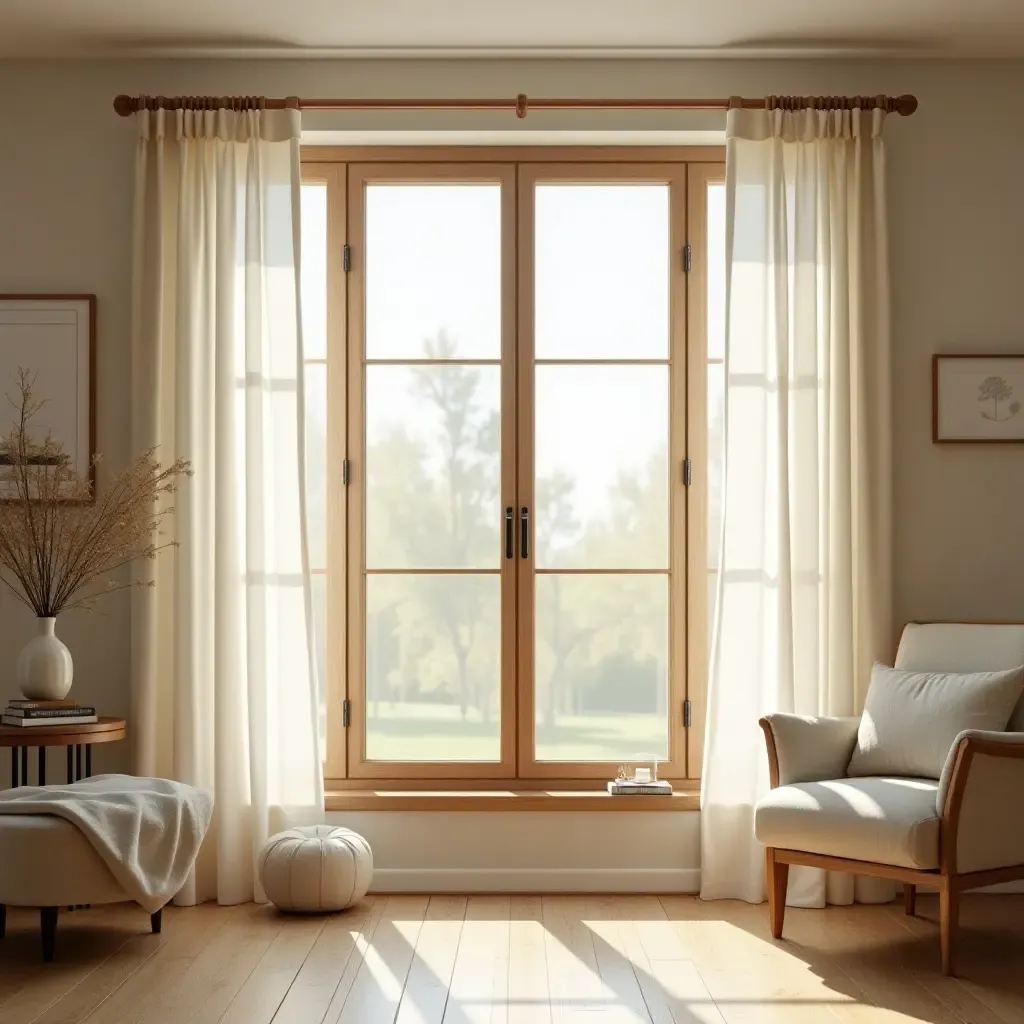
[939,731,1024,876]
[758,714,860,788]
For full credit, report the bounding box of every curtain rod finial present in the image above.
[896,94,918,116]
[113,94,135,117]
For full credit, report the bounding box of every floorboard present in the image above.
[1,894,1022,1023]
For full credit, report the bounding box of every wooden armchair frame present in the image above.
[759,719,1024,975]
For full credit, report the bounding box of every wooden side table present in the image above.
[0,718,127,787]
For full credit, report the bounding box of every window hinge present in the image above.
[342,459,351,485]
[682,243,692,273]
[342,699,351,728]
[683,699,692,727]
[682,457,692,486]
[342,244,351,272]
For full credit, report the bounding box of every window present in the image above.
[300,149,724,788]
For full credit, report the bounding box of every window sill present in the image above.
[325,788,700,812]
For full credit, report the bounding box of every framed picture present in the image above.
[933,354,1024,443]
[0,295,96,492]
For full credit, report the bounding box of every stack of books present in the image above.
[1,699,97,727]
[607,778,673,796]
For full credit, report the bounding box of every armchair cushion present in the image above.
[754,776,941,870]
[847,663,1024,779]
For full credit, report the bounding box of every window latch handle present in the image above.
[520,506,529,559]
[504,506,514,559]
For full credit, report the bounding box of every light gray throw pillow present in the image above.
[847,663,1024,779]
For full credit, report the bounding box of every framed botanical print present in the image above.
[0,295,96,489]
[933,354,1024,443]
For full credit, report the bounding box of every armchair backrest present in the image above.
[896,622,1024,731]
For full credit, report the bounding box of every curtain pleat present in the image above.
[130,106,323,905]
[700,106,894,907]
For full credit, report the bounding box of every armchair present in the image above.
[755,622,1024,976]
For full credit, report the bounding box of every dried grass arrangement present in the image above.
[0,370,190,618]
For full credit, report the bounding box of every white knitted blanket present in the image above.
[0,774,213,912]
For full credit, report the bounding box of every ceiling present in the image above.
[2,0,1024,58]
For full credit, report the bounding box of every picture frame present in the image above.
[0,295,96,495]
[933,354,1024,443]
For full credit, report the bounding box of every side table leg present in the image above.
[85,744,92,778]
[75,744,82,782]
[38,746,46,786]
[11,746,19,788]
[66,745,73,783]
[20,746,27,787]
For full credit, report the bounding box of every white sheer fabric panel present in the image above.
[131,105,323,905]
[701,106,894,907]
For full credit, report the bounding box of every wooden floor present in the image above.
[2,895,1024,1023]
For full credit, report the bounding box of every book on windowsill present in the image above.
[3,706,96,719]
[2,713,98,727]
[606,779,673,796]
[7,699,80,709]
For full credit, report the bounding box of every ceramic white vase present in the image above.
[17,617,73,701]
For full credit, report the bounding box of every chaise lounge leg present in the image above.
[940,882,958,976]
[766,848,789,940]
[151,908,162,934]
[40,907,57,962]
[904,884,917,916]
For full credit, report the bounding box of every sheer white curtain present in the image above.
[701,105,893,907]
[130,103,323,905]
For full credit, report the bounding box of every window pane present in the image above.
[535,184,669,359]
[366,574,500,761]
[365,184,501,360]
[534,574,668,761]
[366,365,501,569]
[707,362,724,573]
[305,363,327,570]
[535,365,668,570]
[707,182,726,361]
[300,182,327,360]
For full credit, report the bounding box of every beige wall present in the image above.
[0,58,1022,879]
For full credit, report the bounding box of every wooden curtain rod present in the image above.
[113,92,919,118]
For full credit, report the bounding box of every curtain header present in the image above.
[727,105,887,143]
[137,103,300,144]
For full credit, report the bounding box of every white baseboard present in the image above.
[370,867,701,894]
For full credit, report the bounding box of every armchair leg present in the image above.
[766,848,789,940]
[151,908,162,934]
[904,884,917,917]
[940,882,958,976]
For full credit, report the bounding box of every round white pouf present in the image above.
[259,825,373,912]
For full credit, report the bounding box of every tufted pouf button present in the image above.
[258,825,373,912]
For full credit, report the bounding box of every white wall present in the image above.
[1,57,1023,884]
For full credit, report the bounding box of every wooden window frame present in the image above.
[345,162,518,780]
[302,146,726,793]
[515,162,688,780]
[685,161,726,780]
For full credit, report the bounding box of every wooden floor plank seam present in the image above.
[431,893,469,1024]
